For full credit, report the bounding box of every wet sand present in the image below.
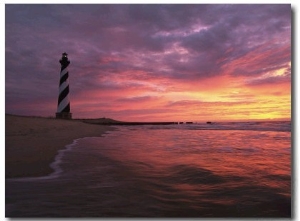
[5,114,112,178]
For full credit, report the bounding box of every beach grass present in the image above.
[5,114,112,178]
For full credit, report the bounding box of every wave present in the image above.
[6,139,81,182]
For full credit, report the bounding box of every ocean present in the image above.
[6,121,291,217]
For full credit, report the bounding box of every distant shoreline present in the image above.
[5,114,193,125]
[80,119,193,125]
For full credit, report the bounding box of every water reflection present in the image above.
[6,125,291,217]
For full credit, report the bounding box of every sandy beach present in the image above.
[5,114,112,178]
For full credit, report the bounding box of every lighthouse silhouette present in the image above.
[56,52,72,119]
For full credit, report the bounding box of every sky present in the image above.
[5,4,291,122]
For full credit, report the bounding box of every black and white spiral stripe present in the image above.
[57,63,70,113]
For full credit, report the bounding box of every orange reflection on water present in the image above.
[100,127,290,201]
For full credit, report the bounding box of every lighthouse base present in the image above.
[56,112,72,119]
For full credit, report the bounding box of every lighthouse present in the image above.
[56,52,72,119]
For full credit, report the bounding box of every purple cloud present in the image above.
[5,4,291,118]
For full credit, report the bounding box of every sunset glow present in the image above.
[5,4,291,122]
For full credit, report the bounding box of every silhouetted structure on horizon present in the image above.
[56,52,72,119]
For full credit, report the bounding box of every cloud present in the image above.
[5,4,291,120]
[246,74,291,86]
[116,95,158,103]
[167,99,255,108]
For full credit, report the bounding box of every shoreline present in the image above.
[5,114,113,179]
